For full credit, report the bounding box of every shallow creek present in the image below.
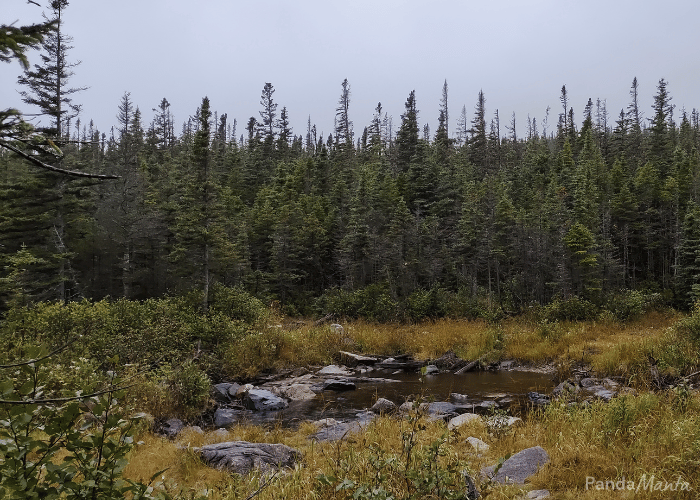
[241,369,555,428]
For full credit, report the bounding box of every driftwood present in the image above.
[339,351,380,364]
[454,357,485,375]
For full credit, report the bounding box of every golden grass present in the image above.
[123,389,700,499]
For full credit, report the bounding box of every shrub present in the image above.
[605,290,661,322]
[208,283,269,325]
[167,361,211,420]
[543,295,598,322]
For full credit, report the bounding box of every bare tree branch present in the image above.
[0,338,78,368]
[0,384,137,406]
[0,140,120,179]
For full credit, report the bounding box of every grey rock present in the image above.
[199,441,301,475]
[214,408,243,427]
[274,383,317,401]
[370,398,397,414]
[527,490,550,499]
[580,377,600,388]
[466,436,490,453]
[481,446,550,485]
[330,323,345,335]
[450,393,470,403]
[448,413,481,430]
[552,380,578,397]
[311,378,357,392]
[424,364,440,375]
[160,418,185,439]
[213,382,240,402]
[235,383,255,397]
[527,391,550,406]
[317,365,353,376]
[464,471,480,499]
[243,389,289,411]
[426,401,457,416]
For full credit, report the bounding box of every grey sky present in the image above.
[3,0,699,142]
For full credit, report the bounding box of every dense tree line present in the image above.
[3,75,700,316]
[3,4,700,315]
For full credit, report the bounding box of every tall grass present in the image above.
[123,390,700,499]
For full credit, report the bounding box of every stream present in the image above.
[238,369,555,428]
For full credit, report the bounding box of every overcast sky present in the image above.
[3,0,700,142]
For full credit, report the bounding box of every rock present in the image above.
[474,400,499,412]
[370,398,397,414]
[499,360,516,370]
[182,425,204,435]
[481,446,550,485]
[274,383,317,401]
[330,323,345,335]
[235,383,255,398]
[527,490,550,499]
[317,365,353,376]
[340,351,380,365]
[426,402,457,419]
[160,418,185,439]
[580,377,599,388]
[424,364,440,375]
[432,350,464,370]
[213,382,241,402]
[463,471,480,500]
[199,441,301,475]
[311,378,357,392]
[552,380,578,397]
[448,413,481,430]
[214,408,243,427]
[450,393,470,403]
[466,436,490,453]
[243,389,289,411]
[308,412,375,442]
[527,391,550,406]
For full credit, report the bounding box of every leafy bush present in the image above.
[605,290,661,322]
[317,283,399,322]
[208,283,269,324]
[542,295,598,322]
[167,361,211,420]
[0,346,166,499]
[675,302,700,341]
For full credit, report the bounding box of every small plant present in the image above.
[0,345,167,499]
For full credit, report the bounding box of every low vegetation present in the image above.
[1,287,699,498]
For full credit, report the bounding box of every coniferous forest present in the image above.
[3,3,700,319]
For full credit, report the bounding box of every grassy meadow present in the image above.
[2,292,699,499]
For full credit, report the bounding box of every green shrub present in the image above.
[605,290,661,322]
[543,295,598,322]
[208,283,268,324]
[0,345,166,499]
[167,361,211,420]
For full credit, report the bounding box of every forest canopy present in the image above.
[2,5,700,318]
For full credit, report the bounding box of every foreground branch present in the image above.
[0,140,120,179]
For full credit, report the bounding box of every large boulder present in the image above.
[480,446,550,485]
[199,441,301,475]
[242,389,289,411]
